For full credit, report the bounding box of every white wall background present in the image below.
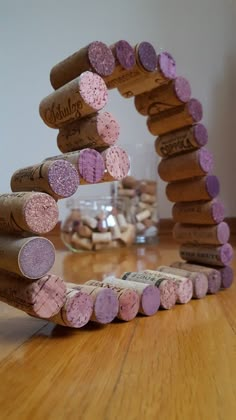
[1,0,235,220]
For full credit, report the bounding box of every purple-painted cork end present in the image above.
[78,149,105,183]
[194,124,208,147]
[115,40,136,69]
[158,52,176,79]
[205,175,220,199]
[137,42,157,72]
[211,200,225,223]
[198,148,213,173]
[94,289,118,324]
[219,244,234,265]
[208,271,221,294]
[217,222,230,245]
[19,238,55,279]
[220,266,233,289]
[48,160,79,198]
[187,98,203,122]
[174,77,191,103]
[141,285,160,316]
[88,41,115,76]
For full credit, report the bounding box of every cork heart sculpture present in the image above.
[0,40,233,328]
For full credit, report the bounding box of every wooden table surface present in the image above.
[0,236,235,420]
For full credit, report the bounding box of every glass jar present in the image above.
[61,196,136,252]
[111,142,159,244]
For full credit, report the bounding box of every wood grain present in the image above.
[0,237,235,420]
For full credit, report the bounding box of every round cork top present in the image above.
[24,192,59,234]
[158,52,176,79]
[19,237,55,279]
[194,123,208,147]
[136,42,157,72]
[205,175,220,198]
[79,71,108,111]
[97,112,120,145]
[114,40,136,69]
[187,98,203,122]
[88,41,115,76]
[78,148,105,183]
[174,76,192,103]
[48,160,79,198]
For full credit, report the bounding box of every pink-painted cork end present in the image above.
[34,275,66,318]
[159,280,177,309]
[65,291,93,328]
[158,52,176,79]
[217,222,230,245]
[192,274,208,299]
[79,71,108,111]
[198,148,213,174]
[207,270,221,294]
[78,149,105,183]
[115,40,136,69]
[24,193,59,234]
[48,160,79,198]
[19,238,55,279]
[104,146,130,180]
[211,200,225,223]
[194,124,208,147]
[175,279,193,304]
[174,77,191,103]
[88,41,115,76]
[187,98,203,122]
[137,42,157,72]
[119,289,139,321]
[97,112,120,146]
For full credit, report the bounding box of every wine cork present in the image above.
[173,222,230,245]
[57,112,120,152]
[0,272,66,318]
[139,181,157,195]
[136,209,151,222]
[140,193,156,204]
[146,269,193,304]
[119,223,136,246]
[86,280,139,321]
[179,243,234,267]
[102,146,130,181]
[0,235,55,279]
[103,276,160,316]
[157,265,208,299]
[134,76,191,116]
[0,192,58,235]
[92,232,112,244]
[11,160,80,200]
[82,215,98,229]
[103,40,136,89]
[155,124,208,158]
[118,51,176,98]
[166,175,220,203]
[172,199,225,225]
[147,98,203,136]
[39,71,108,129]
[66,282,119,324]
[121,271,176,310]
[170,261,222,294]
[77,224,93,238]
[217,266,234,289]
[44,149,105,184]
[121,176,138,189]
[71,234,93,251]
[158,148,213,182]
[117,188,136,198]
[49,288,93,328]
[116,213,128,232]
[50,41,115,89]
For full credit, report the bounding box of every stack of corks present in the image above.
[115,175,158,241]
[134,70,233,289]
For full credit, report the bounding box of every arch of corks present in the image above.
[0,40,233,328]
